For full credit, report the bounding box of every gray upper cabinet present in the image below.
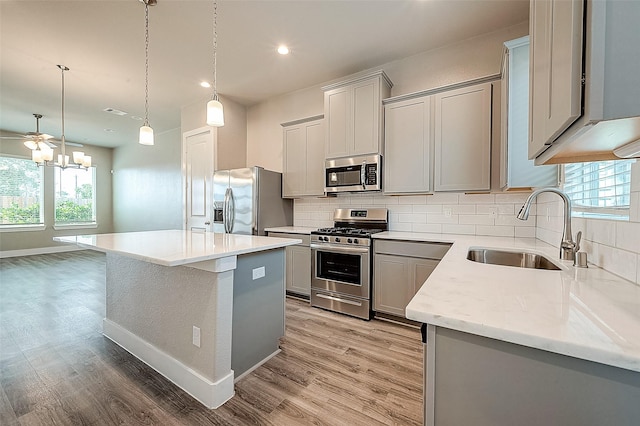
[530,0,640,164]
[434,82,492,192]
[528,0,584,159]
[282,116,325,198]
[322,71,392,159]
[383,95,432,194]
[500,36,558,190]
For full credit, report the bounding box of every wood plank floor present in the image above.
[0,251,423,425]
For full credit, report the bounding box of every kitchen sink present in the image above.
[466,247,561,271]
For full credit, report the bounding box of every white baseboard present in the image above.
[0,245,83,259]
[234,349,281,383]
[103,319,235,409]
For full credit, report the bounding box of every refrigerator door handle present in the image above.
[224,188,231,233]
[228,188,236,233]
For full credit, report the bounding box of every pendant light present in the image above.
[206,0,224,127]
[139,0,156,145]
[30,66,91,170]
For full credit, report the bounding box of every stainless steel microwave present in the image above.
[325,154,381,193]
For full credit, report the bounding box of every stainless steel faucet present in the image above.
[516,187,577,261]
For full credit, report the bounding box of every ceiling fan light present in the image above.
[32,150,44,164]
[139,125,154,145]
[207,99,224,127]
[24,140,37,150]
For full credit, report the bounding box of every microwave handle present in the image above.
[361,161,366,190]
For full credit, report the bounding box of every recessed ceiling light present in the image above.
[277,45,290,55]
[200,81,211,88]
[130,115,144,121]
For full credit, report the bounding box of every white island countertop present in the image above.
[265,226,317,235]
[375,232,640,373]
[55,230,302,267]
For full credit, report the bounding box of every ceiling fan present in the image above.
[0,113,82,149]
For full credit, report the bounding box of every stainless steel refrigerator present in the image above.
[213,167,293,235]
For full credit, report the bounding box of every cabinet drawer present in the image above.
[374,239,450,260]
[268,232,310,247]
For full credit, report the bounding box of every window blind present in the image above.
[563,160,633,213]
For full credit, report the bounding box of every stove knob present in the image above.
[322,236,328,242]
[347,238,353,244]
[335,237,341,243]
[353,239,359,244]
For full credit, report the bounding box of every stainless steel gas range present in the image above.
[310,208,388,320]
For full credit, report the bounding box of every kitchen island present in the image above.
[55,230,301,409]
[380,232,640,425]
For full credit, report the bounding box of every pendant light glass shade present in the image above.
[139,125,154,146]
[206,98,224,127]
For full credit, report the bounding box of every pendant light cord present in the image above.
[144,2,150,127]
[212,0,218,101]
[58,65,69,157]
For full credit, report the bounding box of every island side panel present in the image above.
[104,252,235,407]
[427,326,640,426]
[232,248,285,379]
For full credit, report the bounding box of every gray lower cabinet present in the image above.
[267,232,311,297]
[373,240,450,317]
[424,325,640,426]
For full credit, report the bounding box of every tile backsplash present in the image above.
[294,161,640,285]
[294,192,537,237]
[535,161,640,285]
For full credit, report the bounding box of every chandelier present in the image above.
[30,65,91,170]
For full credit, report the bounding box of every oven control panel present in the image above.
[311,235,371,247]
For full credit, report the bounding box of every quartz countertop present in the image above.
[375,231,640,373]
[55,230,302,267]
[265,226,317,235]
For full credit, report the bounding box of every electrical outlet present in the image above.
[443,207,452,218]
[252,266,265,280]
[193,326,201,348]
[546,207,551,222]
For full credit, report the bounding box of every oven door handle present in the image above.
[310,243,369,254]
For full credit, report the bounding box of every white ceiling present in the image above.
[0,0,529,148]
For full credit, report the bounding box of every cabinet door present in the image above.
[374,254,409,317]
[283,125,305,197]
[528,0,584,158]
[325,87,351,159]
[288,245,311,296]
[305,120,325,196]
[434,83,492,192]
[409,258,438,299]
[384,96,432,194]
[352,78,379,155]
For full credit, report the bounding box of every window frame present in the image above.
[53,166,98,228]
[0,154,45,230]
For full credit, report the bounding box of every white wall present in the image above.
[246,21,529,172]
[112,128,183,232]
[536,161,640,285]
[182,95,247,170]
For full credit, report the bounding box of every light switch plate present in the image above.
[193,326,201,347]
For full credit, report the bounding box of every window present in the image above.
[54,167,96,225]
[563,159,634,217]
[0,156,44,226]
